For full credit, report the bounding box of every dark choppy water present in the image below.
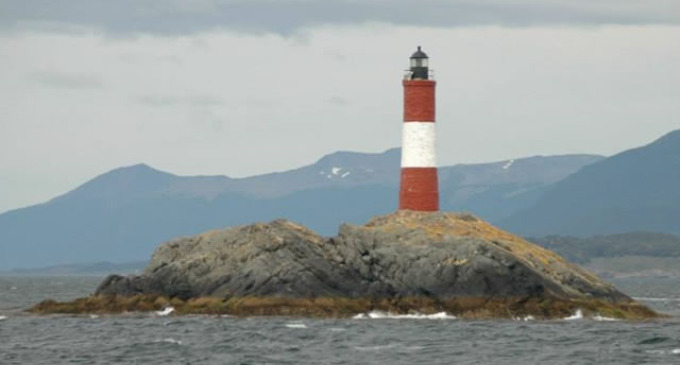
[1,276,679,364]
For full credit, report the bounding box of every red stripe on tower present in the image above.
[399,46,439,212]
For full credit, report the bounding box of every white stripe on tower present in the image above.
[401,122,436,168]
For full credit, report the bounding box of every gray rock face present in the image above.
[96,211,630,302]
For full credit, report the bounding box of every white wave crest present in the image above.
[0,315,6,321]
[154,338,182,345]
[353,311,455,319]
[155,307,175,316]
[563,309,583,320]
[646,349,680,356]
[563,310,618,321]
[593,315,618,322]
[285,323,308,329]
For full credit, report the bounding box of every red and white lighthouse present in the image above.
[399,46,439,211]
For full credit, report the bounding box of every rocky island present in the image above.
[32,211,659,319]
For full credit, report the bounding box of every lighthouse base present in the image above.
[399,167,439,211]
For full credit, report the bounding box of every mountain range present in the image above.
[0,129,678,270]
[500,129,680,236]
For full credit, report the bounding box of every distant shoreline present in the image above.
[0,261,147,277]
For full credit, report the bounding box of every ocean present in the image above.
[0,276,679,364]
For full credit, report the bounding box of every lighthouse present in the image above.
[399,46,439,211]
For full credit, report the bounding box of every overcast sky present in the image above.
[1,0,679,213]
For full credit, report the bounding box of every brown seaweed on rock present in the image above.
[29,295,659,320]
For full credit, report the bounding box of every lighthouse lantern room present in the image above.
[408,46,430,79]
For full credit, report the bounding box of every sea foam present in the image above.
[285,323,308,329]
[353,311,455,319]
[563,309,584,320]
[154,338,182,345]
[592,315,618,322]
[155,307,175,316]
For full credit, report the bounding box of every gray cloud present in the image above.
[137,94,225,107]
[1,0,679,35]
[29,71,104,89]
[327,96,350,107]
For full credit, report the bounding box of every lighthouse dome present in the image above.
[410,46,428,59]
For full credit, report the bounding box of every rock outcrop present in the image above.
[96,211,630,305]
